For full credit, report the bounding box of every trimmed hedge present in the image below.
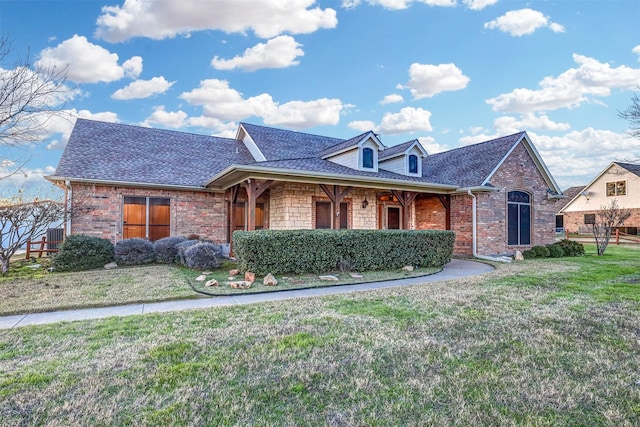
[182,242,222,270]
[154,236,188,264]
[114,238,156,266]
[52,235,114,272]
[233,229,455,275]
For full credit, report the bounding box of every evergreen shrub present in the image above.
[154,236,187,264]
[233,229,455,275]
[546,243,565,258]
[52,234,114,272]
[176,239,199,266]
[182,242,222,270]
[532,245,551,258]
[558,239,585,257]
[522,249,536,259]
[114,238,156,266]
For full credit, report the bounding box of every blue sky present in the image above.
[1,0,639,196]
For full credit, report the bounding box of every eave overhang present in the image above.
[45,175,221,193]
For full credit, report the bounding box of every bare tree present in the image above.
[0,34,72,180]
[619,90,640,140]
[0,193,64,273]
[590,199,631,256]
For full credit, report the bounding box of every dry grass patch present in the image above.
[0,245,639,425]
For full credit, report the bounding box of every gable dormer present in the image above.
[321,132,384,172]
[379,140,428,177]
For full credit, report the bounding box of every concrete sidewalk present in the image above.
[0,259,493,329]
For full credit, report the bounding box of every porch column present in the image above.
[243,179,273,231]
[391,190,418,230]
[437,195,451,230]
[227,184,240,241]
[319,184,353,229]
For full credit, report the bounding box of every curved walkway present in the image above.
[0,259,494,329]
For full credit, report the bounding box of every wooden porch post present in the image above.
[437,195,451,230]
[320,184,353,229]
[243,180,273,231]
[391,190,418,230]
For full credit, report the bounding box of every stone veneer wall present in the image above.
[69,184,227,243]
[268,183,377,230]
[563,208,640,234]
[474,143,562,255]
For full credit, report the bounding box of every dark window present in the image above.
[507,191,531,246]
[408,154,418,174]
[316,202,332,229]
[584,214,596,225]
[362,147,374,169]
[124,196,170,241]
[387,207,401,229]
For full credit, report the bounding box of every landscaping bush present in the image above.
[52,234,114,272]
[114,238,156,266]
[154,236,187,263]
[176,239,199,266]
[546,243,565,258]
[182,242,222,270]
[522,249,536,259]
[233,229,455,275]
[558,239,585,257]
[532,245,550,258]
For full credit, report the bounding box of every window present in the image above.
[387,206,401,229]
[362,147,374,169]
[606,181,626,196]
[584,214,596,225]
[315,202,348,229]
[507,191,531,246]
[408,154,418,174]
[123,196,170,241]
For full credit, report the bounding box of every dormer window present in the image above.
[362,147,374,169]
[408,154,418,174]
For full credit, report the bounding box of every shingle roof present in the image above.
[241,122,343,160]
[379,140,418,161]
[423,132,525,187]
[616,161,640,177]
[319,131,373,158]
[54,119,253,187]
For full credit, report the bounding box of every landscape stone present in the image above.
[195,274,207,281]
[349,273,364,279]
[263,273,278,286]
[319,275,339,281]
[227,281,252,289]
[205,279,219,287]
[514,250,524,261]
[227,277,236,280]
[104,262,118,270]
[402,265,414,271]
[229,269,240,276]
[245,271,256,284]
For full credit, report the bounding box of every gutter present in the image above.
[65,180,72,237]
[467,189,512,263]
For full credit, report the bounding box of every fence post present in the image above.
[38,236,46,258]
[616,229,619,245]
[565,229,569,240]
[26,240,31,258]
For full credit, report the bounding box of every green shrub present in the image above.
[114,238,156,265]
[558,239,585,257]
[532,245,550,258]
[52,234,114,272]
[546,243,565,258]
[154,236,187,263]
[522,249,536,259]
[233,229,455,275]
[176,240,199,266]
[183,242,221,270]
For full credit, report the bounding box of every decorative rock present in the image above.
[402,265,414,272]
[205,279,219,287]
[245,271,256,284]
[202,271,212,275]
[514,250,524,261]
[229,269,240,276]
[27,264,41,269]
[104,262,118,270]
[227,281,252,289]
[263,273,278,286]
[319,275,339,281]
[227,276,236,280]
[349,273,364,279]
[195,274,207,281]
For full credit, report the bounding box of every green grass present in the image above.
[0,244,638,425]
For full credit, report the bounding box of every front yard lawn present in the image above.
[0,244,638,425]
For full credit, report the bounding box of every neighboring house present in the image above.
[559,162,640,235]
[46,119,565,257]
[555,185,586,232]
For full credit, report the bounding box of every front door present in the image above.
[387,206,401,229]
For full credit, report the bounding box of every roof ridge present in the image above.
[429,131,526,157]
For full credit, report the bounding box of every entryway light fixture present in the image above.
[362,199,369,209]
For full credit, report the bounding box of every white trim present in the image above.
[237,124,267,162]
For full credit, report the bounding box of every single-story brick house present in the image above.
[47,119,565,257]
[558,162,640,235]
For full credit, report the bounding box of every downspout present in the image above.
[467,189,512,263]
[65,180,72,237]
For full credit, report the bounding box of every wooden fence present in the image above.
[25,236,63,258]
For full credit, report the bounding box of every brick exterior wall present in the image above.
[415,196,447,230]
[69,184,227,243]
[563,208,640,234]
[450,194,473,255]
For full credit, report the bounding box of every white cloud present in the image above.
[494,113,571,135]
[95,0,338,42]
[211,36,304,71]
[378,107,433,135]
[463,0,498,11]
[0,165,59,195]
[633,45,640,59]
[141,106,188,128]
[398,62,470,99]
[112,76,175,100]
[380,94,404,105]
[484,9,564,37]
[36,35,142,83]
[180,79,344,130]
[348,120,377,131]
[418,136,450,154]
[487,54,640,113]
